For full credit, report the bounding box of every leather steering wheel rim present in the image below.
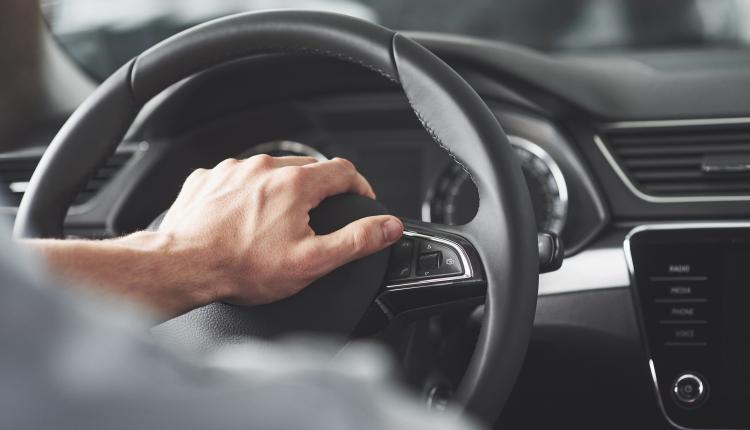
[15,11,539,425]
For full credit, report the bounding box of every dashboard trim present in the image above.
[603,117,750,130]
[537,246,629,296]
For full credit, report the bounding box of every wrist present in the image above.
[114,230,227,311]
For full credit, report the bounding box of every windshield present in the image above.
[42,0,750,80]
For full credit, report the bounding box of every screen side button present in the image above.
[654,284,708,299]
[657,303,708,320]
[659,325,708,346]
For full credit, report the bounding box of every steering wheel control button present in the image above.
[672,374,707,407]
[385,233,471,287]
[419,240,439,253]
[393,237,415,257]
[417,241,464,278]
[418,252,441,273]
[435,247,462,276]
[386,238,414,281]
[412,239,465,279]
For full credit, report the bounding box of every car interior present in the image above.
[4,1,750,429]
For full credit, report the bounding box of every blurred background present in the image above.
[41,0,750,80]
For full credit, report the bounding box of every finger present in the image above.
[214,155,319,171]
[238,154,318,173]
[239,154,319,168]
[212,158,241,171]
[217,156,319,186]
[307,215,403,276]
[301,158,376,203]
[271,155,320,167]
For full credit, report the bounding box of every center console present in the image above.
[626,224,750,429]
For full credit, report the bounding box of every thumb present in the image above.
[313,215,403,274]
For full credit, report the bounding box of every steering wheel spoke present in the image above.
[374,220,486,319]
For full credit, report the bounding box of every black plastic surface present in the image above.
[537,232,563,273]
[629,226,750,429]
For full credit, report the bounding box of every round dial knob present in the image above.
[672,373,707,407]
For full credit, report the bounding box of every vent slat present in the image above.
[604,124,750,198]
[0,148,136,207]
[644,182,750,194]
[632,169,706,181]
[623,156,701,169]
[0,172,35,182]
[617,143,750,157]
[633,170,750,181]
[609,132,750,146]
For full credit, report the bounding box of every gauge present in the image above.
[240,140,327,160]
[423,136,568,234]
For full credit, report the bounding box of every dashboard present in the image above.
[5,30,750,429]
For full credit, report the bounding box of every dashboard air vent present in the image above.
[0,145,139,208]
[599,122,750,198]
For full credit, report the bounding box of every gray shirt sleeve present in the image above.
[0,223,481,430]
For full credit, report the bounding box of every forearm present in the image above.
[25,232,224,319]
[19,155,400,320]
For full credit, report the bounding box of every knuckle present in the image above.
[332,157,355,171]
[215,158,240,169]
[246,153,274,170]
[186,168,208,182]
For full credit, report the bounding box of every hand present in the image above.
[158,155,403,306]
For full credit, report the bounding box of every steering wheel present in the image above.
[15,11,539,426]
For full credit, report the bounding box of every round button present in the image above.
[672,373,707,407]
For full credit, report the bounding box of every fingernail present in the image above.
[382,218,403,243]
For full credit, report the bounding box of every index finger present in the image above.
[301,157,376,205]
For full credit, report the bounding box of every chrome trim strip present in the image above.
[604,117,750,130]
[624,222,750,430]
[538,247,630,296]
[647,359,692,430]
[626,222,750,237]
[384,230,474,289]
[594,135,750,203]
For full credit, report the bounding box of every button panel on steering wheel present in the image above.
[385,230,471,288]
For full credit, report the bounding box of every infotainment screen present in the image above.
[627,226,750,430]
